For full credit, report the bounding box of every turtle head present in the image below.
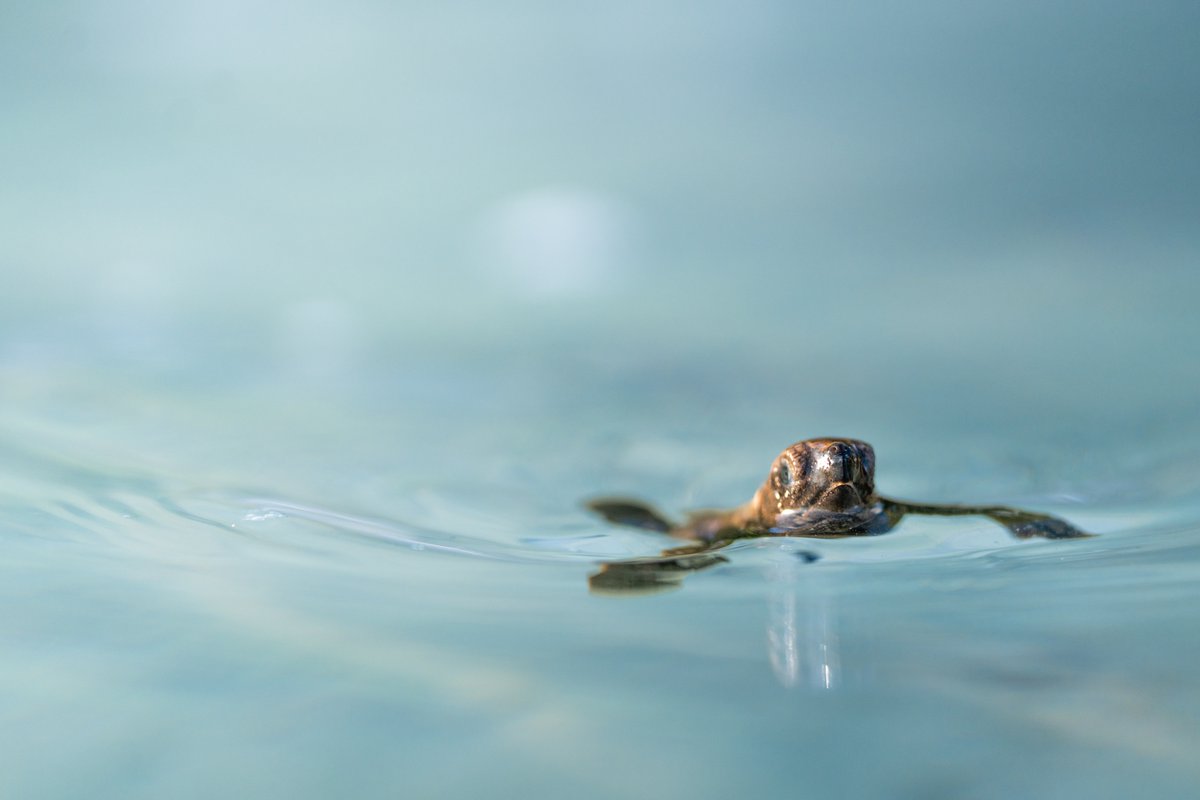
[768,438,876,515]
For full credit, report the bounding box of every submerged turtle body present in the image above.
[587,437,1089,594]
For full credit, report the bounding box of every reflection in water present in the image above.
[588,551,729,596]
[767,549,838,690]
[589,543,840,689]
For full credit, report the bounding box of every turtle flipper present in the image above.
[881,498,1091,540]
[978,506,1092,540]
[585,498,674,533]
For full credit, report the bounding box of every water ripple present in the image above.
[177,493,613,565]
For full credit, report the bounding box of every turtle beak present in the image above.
[818,482,866,512]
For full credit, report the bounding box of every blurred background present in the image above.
[4,4,1196,400]
[2,0,1199,524]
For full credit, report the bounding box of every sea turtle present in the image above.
[586,437,1089,594]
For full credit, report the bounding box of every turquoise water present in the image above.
[4,3,1200,798]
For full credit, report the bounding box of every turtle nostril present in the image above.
[825,442,860,482]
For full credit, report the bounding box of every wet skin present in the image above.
[586,438,1090,594]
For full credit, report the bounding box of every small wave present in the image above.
[176,493,614,565]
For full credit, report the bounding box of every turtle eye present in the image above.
[778,460,792,488]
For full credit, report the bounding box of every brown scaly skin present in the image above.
[586,438,1090,595]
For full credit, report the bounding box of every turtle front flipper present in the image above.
[977,506,1092,540]
[881,498,1091,540]
[586,498,675,533]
